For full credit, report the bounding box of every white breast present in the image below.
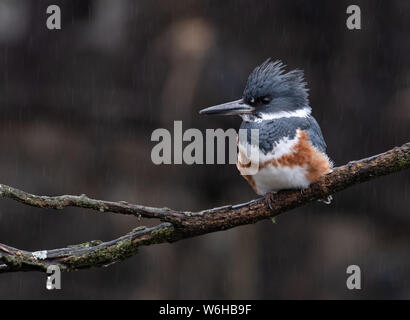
[251,164,311,195]
[237,129,312,195]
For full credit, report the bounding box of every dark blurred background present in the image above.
[0,0,409,299]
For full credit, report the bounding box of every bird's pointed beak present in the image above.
[199,99,254,116]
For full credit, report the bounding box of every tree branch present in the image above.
[0,142,409,273]
[0,184,182,220]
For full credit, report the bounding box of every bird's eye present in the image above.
[262,96,271,104]
[249,97,255,104]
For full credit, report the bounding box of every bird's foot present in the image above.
[264,193,275,210]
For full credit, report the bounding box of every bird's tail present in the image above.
[317,195,333,205]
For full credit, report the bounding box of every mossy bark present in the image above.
[1,142,409,273]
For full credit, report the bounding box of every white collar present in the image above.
[241,107,311,122]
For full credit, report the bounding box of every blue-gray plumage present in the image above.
[243,59,309,113]
[200,58,332,204]
[240,115,327,154]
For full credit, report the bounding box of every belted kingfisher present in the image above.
[200,59,332,206]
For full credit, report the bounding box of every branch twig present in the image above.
[0,142,409,273]
[0,184,182,220]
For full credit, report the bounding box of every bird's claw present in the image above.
[264,193,274,210]
[318,195,333,204]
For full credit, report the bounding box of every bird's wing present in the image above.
[304,116,327,153]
